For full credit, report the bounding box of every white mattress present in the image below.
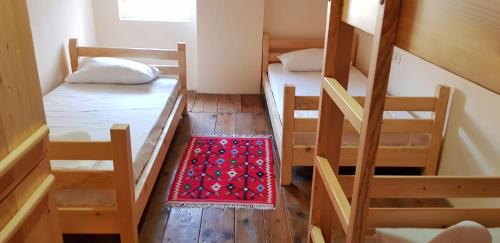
[45,77,180,206]
[267,63,426,146]
[336,227,500,243]
[268,63,415,121]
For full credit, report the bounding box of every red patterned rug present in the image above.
[168,136,276,209]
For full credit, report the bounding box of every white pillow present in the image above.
[65,57,160,84]
[277,48,324,72]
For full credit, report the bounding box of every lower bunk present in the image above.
[262,69,451,185]
[309,156,500,242]
[261,34,452,185]
[45,40,188,243]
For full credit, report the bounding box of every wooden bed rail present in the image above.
[68,39,187,90]
[292,85,450,112]
[48,124,137,241]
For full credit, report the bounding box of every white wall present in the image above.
[264,0,327,39]
[197,0,264,94]
[389,48,500,207]
[27,0,96,95]
[92,0,198,90]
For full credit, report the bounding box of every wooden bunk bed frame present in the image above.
[261,33,451,185]
[48,39,188,243]
[308,0,500,242]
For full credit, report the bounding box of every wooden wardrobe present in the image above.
[0,0,63,242]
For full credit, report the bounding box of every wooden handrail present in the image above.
[323,77,363,133]
[316,156,351,232]
[0,125,49,178]
[0,175,54,242]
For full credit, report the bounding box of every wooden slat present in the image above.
[354,96,437,111]
[77,46,178,60]
[316,156,350,232]
[58,207,120,234]
[52,170,114,190]
[269,39,324,51]
[294,118,317,132]
[153,65,178,76]
[344,119,432,133]
[292,146,429,168]
[368,208,500,228]
[48,141,112,160]
[341,0,379,35]
[309,225,325,243]
[340,146,428,167]
[323,77,363,133]
[295,96,320,110]
[339,176,500,198]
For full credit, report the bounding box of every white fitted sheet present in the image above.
[336,227,500,243]
[268,63,415,121]
[45,77,180,206]
[267,63,427,146]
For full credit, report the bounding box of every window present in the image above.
[118,0,194,22]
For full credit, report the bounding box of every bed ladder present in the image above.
[308,0,401,242]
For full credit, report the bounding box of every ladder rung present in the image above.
[316,156,351,233]
[323,77,363,133]
[309,225,326,243]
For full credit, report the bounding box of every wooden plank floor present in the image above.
[64,92,449,243]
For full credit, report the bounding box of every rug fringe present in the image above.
[191,133,273,139]
[166,201,275,210]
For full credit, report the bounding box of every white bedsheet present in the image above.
[45,77,179,206]
[267,63,426,146]
[336,227,500,243]
[268,63,415,121]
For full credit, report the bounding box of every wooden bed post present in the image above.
[281,85,296,185]
[262,33,270,74]
[178,42,187,115]
[423,85,451,175]
[110,124,138,243]
[69,38,78,73]
[261,33,270,94]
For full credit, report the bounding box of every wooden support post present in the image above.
[177,43,188,115]
[110,124,138,243]
[281,85,295,185]
[309,0,354,241]
[423,85,451,175]
[69,38,78,72]
[346,1,401,242]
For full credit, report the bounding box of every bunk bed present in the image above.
[46,39,187,243]
[261,33,452,185]
[308,0,500,242]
